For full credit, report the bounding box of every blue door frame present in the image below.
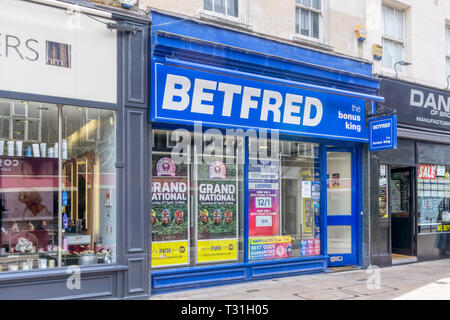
[325,147,359,267]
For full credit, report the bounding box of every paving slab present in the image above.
[150,259,450,300]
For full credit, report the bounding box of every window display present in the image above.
[151,132,322,268]
[0,98,117,272]
[417,164,450,233]
[248,138,321,261]
[151,129,244,269]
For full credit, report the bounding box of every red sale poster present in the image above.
[248,162,281,237]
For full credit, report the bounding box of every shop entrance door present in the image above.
[326,149,357,267]
[390,167,416,258]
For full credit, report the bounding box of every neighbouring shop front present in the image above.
[0,0,150,299]
[149,11,384,294]
[370,77,450,267]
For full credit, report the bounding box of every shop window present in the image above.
[295,0,322,40]
[0,98,116,273]
[417,164,450,234]
[0,101,42,142]
[248,139,321,261]
[151,128,244,269]
[382,5,405,71]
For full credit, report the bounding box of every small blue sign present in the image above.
[62,190,68,206]
[369,115,397,151]
[151,62,369,142]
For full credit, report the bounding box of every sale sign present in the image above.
[418,165,437,180]
[248,162,281,237]
[249,236,292,260]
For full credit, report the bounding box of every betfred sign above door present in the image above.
[152,61,369,142]
[418,165,437,180]
[0,0,117,104]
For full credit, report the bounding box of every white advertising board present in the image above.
[0,0,117,104]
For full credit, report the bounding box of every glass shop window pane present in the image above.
[61,106,116,266]
[418,164,450,234]
[0,101,58,273]
[394,42,403,70]
[446,58,450,77]
[447,28,450,56]
[313,0,321,10]
[12,120,25,141]
[295,7,300,34]
[301,9,310,36]
[302,0,311,8]
[227,0,238,17]
[204,0,213,11]
[151,128,244,269]
[27,120,39,142]
[0,101,11,117]
[395,9,404,41]
[248,139,321,261]
[12,103,26,117]
[327,225,352,254]
[327,152,352,216]
[0,118,9,140]
[214,0,226,14]
[384,6,395,38]
[383,38,394,69]
[311,11,319,39]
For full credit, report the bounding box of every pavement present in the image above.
[150,259,450,300]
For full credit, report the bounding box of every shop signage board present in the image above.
[196,160,239,264]
[379,79,450,131]
[0,0,117,103]
[151,154,190,268]
[152,62,368,142]
[369,115,397,151]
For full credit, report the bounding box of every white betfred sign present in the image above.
[0,0,117,104]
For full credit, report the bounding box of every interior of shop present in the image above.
[0,98,116,272]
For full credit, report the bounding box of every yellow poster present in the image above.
[197,239,237,263]
[151,241,189,268]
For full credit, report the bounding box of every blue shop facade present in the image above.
[149,11,384,294]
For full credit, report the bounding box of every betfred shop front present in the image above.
[149,11,383,294]
[0,0,150,299]
[370,78,450,267]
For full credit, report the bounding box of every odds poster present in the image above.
[196,160,238,263]
[151,154,189,268]
[248,161,281,237]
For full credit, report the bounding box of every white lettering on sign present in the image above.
[372,122,391,130]
[161,73,324,127]
[410,89,450,112]
[418,165,437,180]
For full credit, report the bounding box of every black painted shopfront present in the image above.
[370,77,450,267]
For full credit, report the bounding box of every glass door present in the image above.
[326,149,357,266]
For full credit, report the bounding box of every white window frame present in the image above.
[0,100,42,142]
[202,0,247,25]
[295,0,324,42]
[381,4,406,72]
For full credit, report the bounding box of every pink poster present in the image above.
[248,162,281,237]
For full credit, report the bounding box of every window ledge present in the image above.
[291,35,333,52]
[198,12,252,32]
